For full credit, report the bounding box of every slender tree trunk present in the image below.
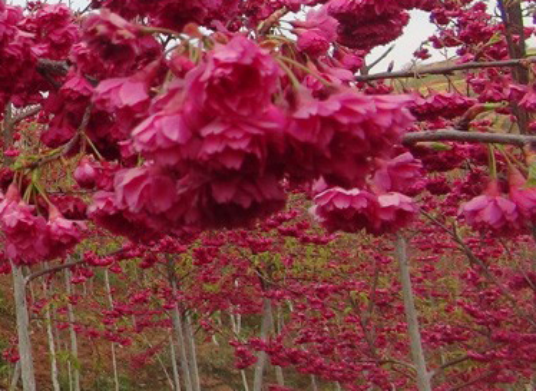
[395,235,432,391]
[241,370,250,391]
[43,281,61,391]
[64,269,81,391]
[231,312,250,391]
[169,333,182,391]
[104,270,120,391]
[142,334,174,390]
[171,304,192,391]
[184,314,201,391]
[310,375,319,391]
[498,0,529,133]
[253,298,273,391]
[9,362,20,391]
[11,262,36,391]
[273,305,285,386]
[168,262,193,391]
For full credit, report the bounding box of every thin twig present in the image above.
[403,129,536,147]
[356,56,536,82]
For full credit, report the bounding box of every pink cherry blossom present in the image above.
[459,180,520,233]
[187,35,280,117]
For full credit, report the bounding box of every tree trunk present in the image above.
[395,235,432,391]
[184,314,201,391]
[310,375,319,391]
[253,298,273,391]
[43,281,61,391]
[498,0,529,133]
[169,333,182,391]
[11,262,36,391]
[64,269,81,391]
[104,270,120,391]
[9,362,20,391]
[168,262,193,391]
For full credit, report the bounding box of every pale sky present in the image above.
[9,0,530,71]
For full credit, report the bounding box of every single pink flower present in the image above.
[459,180,520,233]
[114,165,178,215]
[187,35,280,117]
[508,168,536,222]
[372,152,422,193]
[311,187,376,233]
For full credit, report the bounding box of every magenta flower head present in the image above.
[74,157,98,189]
[312,187,417,234]
[114,165,178,215]
[0,186,48,265]
[45,206,85,260]
[187,35,280,117]
[459,180,520,233]
[372,152,422,193]
[292,6,338,57]
[508,167,536,222]
[520,85,536,112]
[312,187,375,233]
[82,9,160,74]
[372,192,418,234]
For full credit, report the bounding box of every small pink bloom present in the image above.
[372,152,422,193]
[114,165,178,215]
[74,157,98,189]
[46,206,85,259]
[312,187,376,233]
[187,35,280,117]
[373,192,418,234]
[459,180,520,233]
[131,111,193,166]
[508,168,536,222]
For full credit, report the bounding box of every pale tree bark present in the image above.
[142,335,175,390]
[230,312,250,391]
[395,235,432,391]
[104,270,120,391]
[310,375,319,391]
[43,280,61,391]
[498,0,529,133]
[168,262,193,391]
[9,362,20,391]
[169,333,182,391]
[184,314,201,391]
[273,306,285,386]
[11,262,36,391]
[64,269,81,391]
[253,297,274,391]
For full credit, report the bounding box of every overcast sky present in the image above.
[9,0,528,70]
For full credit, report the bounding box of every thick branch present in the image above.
[402,129,536,146]
[11,105,42,125]
[356,56,536,82]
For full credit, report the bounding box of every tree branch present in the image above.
[11,105,42,125]
[24,259,87,287]
[356,56,536,82]
[367,45,395,73]
[24,247,125,287]
[402,129,536,147]
[21,105,92,171]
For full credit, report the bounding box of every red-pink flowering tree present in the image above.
[3,0,536,390]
